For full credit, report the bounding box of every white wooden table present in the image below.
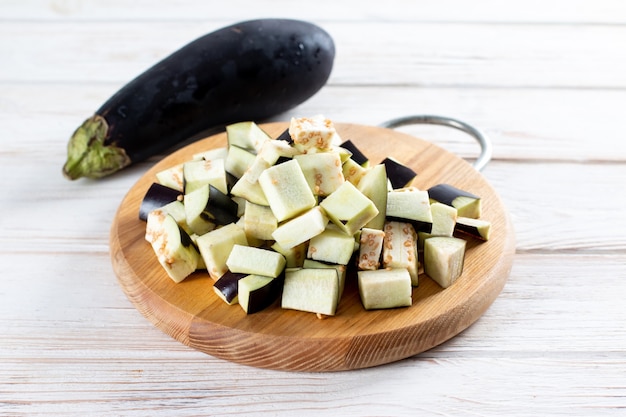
[2,1,625,415]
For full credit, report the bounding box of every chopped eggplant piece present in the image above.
[430,202,458,237]
[455,216,491,240]
[272,241,308,268]
[294,151,345,196]
[307,227,355,265]
[226,121,271,153]
[288,114,338,152]
[382,221,419,286]
[243,201,277,241]
[381,157,417,189]
[226,244,286,278]
[423,236,466,288]
[183,158,228,195]
[358,268,412,310]
[229,168,270,206]
[139,183,182,221]
[358,227,385,270]
[184,184,239,235]
[319,181,379,236]
[342,158,368,186]
[301,259,347,303]
[225,145,256,179]
[192,146,228,162]
[145,210,199,283]
[356,164,388,230]
[213,271,248,305]
[238,274,283,314]
[340,140,369,167]
[257,139,299,165]
[258,159,316,222]
[428,183,481,219]
[272,206,328,249]
[155,163,184,192]
[281,268,339,316]
[386,187,433,233]
[159,200,191,234]
[195,223,248,280]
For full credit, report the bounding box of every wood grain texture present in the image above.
[109,122,515,371]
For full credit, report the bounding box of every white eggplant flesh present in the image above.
[281,268,339,316]
[358,268,412,310]
[423,236,466,288]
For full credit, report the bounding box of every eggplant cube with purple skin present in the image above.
[145,210,199,283]
[213,271,248,305]
[455,216,491,241]
[386,187,433,233]
[238,274,283,314]
[381,157,417,189]
[319,181,379,236]
[184,184,239,235]
[428,183,481,219]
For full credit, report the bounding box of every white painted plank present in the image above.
[2,21,626,88]
[3,0,626,24]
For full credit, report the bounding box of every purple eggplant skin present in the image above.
[214,271,248,305]
[63,19,335,180]
[139,183,182,221]
[428,184,479,206]
[203,184,240,226]
[275,128,293,143]
[244,273,285,314]
[341,140,369,166]
[381,157,417,189]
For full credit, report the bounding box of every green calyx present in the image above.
[62,115,131,180]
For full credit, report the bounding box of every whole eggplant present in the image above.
[63,18,335,180]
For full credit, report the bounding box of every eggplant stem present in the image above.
[62,115,131,180]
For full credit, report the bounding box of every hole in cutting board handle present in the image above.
[379,115,492,171]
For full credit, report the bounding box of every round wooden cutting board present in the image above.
[110,122,515,372]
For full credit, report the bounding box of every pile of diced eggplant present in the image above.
[140,115,491,317]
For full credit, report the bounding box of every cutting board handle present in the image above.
[379,115,492,171]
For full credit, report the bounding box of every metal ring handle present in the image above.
[379,115,492,171]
